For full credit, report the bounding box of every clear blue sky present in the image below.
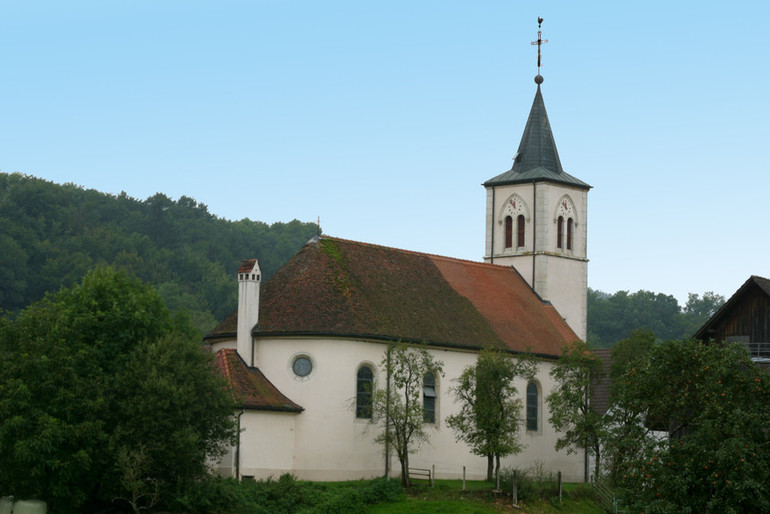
[2,1,768,305]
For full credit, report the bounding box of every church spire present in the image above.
[511,82,563,175]
[483,18,589,189]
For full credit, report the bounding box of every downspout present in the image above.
[384,346,392,478]
[490,186,496,264]
[236,407,245,480]
[584,386,590,482]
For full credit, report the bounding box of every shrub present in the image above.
[499,461,557,501]
[172,474,403,513]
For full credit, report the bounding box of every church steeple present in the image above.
[512,82,564,174]
[483,17,590,341]
[483,81,589,189]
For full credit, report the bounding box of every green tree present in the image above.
[601,329,657,485]
[370,343,444,487]
[681,291,725,335]
[618,339,770,513]
[0,172,318,327]
[0,268,237,513]
[588,289,686,347]
[547,340,605,480]
[588,289,727,348]
[446,347,536,481]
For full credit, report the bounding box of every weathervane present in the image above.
[530,17,548,82]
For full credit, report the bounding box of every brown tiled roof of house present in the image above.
[209,237,578,357]
[591,348,612,416]
[214,348,303,412]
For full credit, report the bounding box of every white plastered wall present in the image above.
[485,183,588,340]
[222,337,585,482]
[238,411,296,479]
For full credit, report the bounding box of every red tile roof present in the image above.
[214,348,303,412]
[209,236,578,358]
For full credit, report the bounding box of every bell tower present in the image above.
[483,19,591,340]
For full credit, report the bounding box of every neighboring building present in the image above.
[206,61,591,482]
[695,275,770,370]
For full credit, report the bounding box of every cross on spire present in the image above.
[530,17,548,76]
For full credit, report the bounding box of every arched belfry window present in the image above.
[356,366,374,418]
[555,196,577,253]
[526,381,539,431]
[504,216,513,249]
[517,215,525,248]
[423,372,437,423]
[500,195,528,252]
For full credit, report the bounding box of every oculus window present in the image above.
[292,356,313,377]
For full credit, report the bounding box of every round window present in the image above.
[292,356,313,377]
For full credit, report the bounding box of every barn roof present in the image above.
[208,236,578,358]
[694,275,770,340]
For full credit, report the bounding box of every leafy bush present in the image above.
[173,474,403,513]
[499,461,557,501]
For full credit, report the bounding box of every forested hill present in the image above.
[0,172,319,334]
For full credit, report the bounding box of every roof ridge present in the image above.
[320,235,516,270]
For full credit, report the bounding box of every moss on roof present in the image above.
[232,236,578,357]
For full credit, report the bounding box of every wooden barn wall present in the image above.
[712,287,770,343]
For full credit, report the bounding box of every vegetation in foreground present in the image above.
[176,472,600,514]
[0,269,238,513]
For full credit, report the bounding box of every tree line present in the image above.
[588,288,725,347]
[0,172,319,335]
[2,173,726,345]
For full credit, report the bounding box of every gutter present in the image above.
[253,331,562,361]
[384,346,392,478]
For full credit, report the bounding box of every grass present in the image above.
[364,479,605,513]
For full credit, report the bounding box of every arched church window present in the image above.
[566,218,573,251]
[356,365,374,419]
[557,216,564,249]
[526,381,539,431]
[504,216,513,249]
[423,372,437,423]
[517,215,525,248]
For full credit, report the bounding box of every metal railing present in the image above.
[593,479,624,513]
[746,341,770,359]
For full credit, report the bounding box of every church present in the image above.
[205,35,592,482]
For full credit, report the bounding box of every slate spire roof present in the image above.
[207,236,578,358]
[484,81,590,189]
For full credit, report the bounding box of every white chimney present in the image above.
[236,259,261,366]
